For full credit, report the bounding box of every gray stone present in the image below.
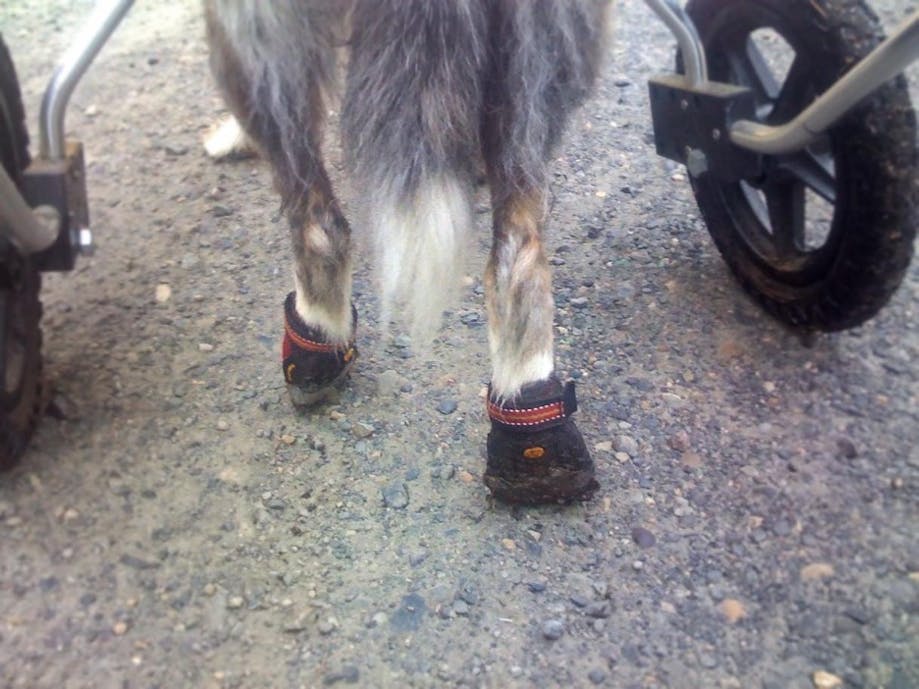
[615,435,639,455]
[323,666,360,685]
[377,369,401,396]
[437,399,458,415]
[541,619,564,640]
[588,668,607,684]
[631,526,656,549]
[587,601,611,619]
[390,593,427,632]
[352,422,375,439]
[382,482,409,509]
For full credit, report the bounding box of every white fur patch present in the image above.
[489,349,554,401]
[304,223,333,256]
[203,115,254,159]
[374,174,471,340]
[294,274,353,344]
[487,231,555,400]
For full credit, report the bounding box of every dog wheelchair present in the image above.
[0,0,915,467]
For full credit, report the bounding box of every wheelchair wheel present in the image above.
[0,35,44,470]
[683,0,917,330]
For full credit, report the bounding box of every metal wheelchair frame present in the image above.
[0,0,916,260]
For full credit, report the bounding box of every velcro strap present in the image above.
[284,318,341,354]
[487,380,578,431]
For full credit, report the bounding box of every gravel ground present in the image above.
[1,1,917,688]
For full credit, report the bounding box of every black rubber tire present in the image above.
[0,34,44,471]
[683,0,918,331]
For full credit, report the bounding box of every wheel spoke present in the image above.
[769,57,811,124]
[744,39,781,100]
[777,150,836,203]
[765,181,805,258]
[728,48,774,106]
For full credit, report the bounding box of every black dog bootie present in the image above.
[281,292,357,407]
[484,376,597,504]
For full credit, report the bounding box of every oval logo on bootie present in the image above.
[523,446,545,459]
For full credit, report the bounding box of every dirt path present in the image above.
[1,1,916,688]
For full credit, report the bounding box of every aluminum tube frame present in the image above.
[645,2,918,156]
[38,0,135,160]
[0,167,57,254]
[729,9,919,154]
[644,0,708,87]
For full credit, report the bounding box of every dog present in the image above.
[204,0,612,504]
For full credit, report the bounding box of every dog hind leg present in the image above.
[205,1,356,403]
[480,0,610,503]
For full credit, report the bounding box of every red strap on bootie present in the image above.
[281,292,357,388]
[486,377,578,432]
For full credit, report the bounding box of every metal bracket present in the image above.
[21,141,90,271]
[648,74,761,182]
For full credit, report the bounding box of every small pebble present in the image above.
[541,619,564,640]
[588,668,607,685]
[570,594,589,608]
[615,435,638,455]
[437,399,458,415]
[812,671,843,689]
[377,369,401,396]
[352,422,374,439]
[668,430,690,452]
[382,481,409,509]
[800,562,834,581]
[719,598,746,624]
[587,602,611,619]
[631,526,656,549]
[836,438,857,459]
[323,666,360,685]
[227,596,244,609]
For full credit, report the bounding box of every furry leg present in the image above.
[484,189,556,400]
[203,115,255,160]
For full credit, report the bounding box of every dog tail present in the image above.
[342,0,488,339]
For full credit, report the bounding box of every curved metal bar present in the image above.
[39,0,135,160]
[730,9,919,155]
[644,0,708,87]
[0,167,57,254]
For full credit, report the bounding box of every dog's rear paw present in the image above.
[203,115,256,160]
[484,378,598,505]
